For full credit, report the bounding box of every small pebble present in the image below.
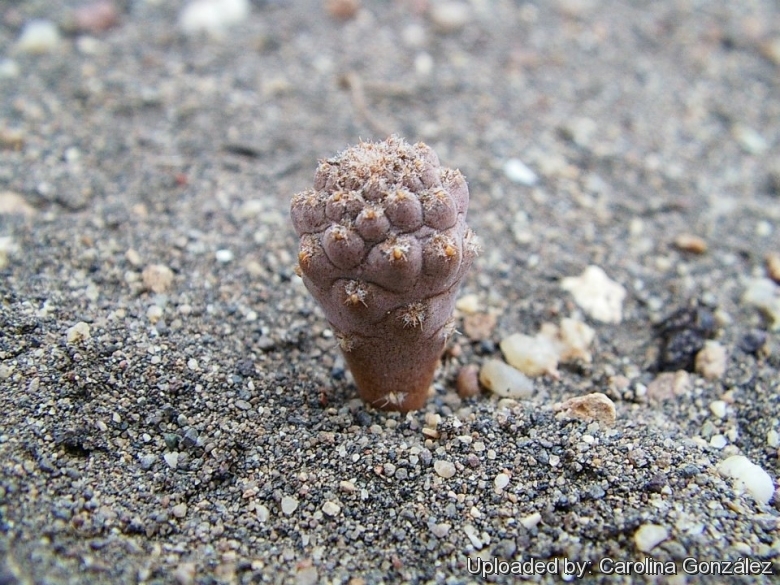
[322,501,341,517]
[561,265,626,324]
[139,454,156,470]
[172,503,187,518]
[71,1,120,34]
[560,117,597,148]
[66,322,91,344]
[142,264,174,293]
[634,523,668,552]
[766,430,779,448]
[646,371,691,401]
[455,293,480,315]
[215,249,234,263]
[147,305,164,323]
[456,364,480,398]
[556,318,595,363]
[325,0,361,20]
[503,158,538,186]
[742,278,780,329]
[554,393,616,426]
[179,0,250,36]
[500,333,559,377]
[125,249,142,267]
[478,359,534,399]
[674,233,707,254]
[462,524,483,549]
[519,512,541,529]
[766,253,780,284]
[695,341,727,380]
[429,523,450,538]
[433,460,456,479]
[256,505,270,522]
[710,435,727,449]
[16,20,60,54]
[756,220,773,237]
[164,452,179,469]
[0,191,36,216]
[494,473,510,490]
[709,400,727,419]
[281,496,299,515]
[429,2,471,33]
[718,455,775,504]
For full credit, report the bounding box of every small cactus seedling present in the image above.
[291,136,478,412]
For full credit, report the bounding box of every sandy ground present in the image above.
[1,0,780,583]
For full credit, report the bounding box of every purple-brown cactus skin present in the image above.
[291,136,478,412]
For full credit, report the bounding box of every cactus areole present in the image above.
[291,136,478,412]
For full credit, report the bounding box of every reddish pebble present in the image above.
[456,364,480,398]
[74,1,119,34]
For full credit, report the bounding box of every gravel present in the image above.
[1,0,779,583]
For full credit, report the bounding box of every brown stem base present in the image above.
[342,334,446,412]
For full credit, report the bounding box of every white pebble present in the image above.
[322,501,341,517]
[147,305,164,323]
[164,452,179,469]
[503,158,538,186]
[767,430,779,448]
[557,318,595,363]
[500,333,559,377]
[478,359,534,399]
[520,512,542,529]
[281,496,299,515]
[462,524,483,549]
[561,265,626,324]
[215,249,234,263]
[634,523,668,552]
[66,322,91,344]
[709,400,727,419]
[718,455,775,504]
[256,505,270,522]
[429,2,471,33]
[179,0,250,36]
[16,20,60,54]
[429,523,450,538]
[756,220,773,237]
[742,278,780,330]
[710,435,727,449]
[494,473,510,490]
[455,293,480,314]
[433,460,456,479]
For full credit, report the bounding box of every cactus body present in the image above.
[291,136,477,411]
